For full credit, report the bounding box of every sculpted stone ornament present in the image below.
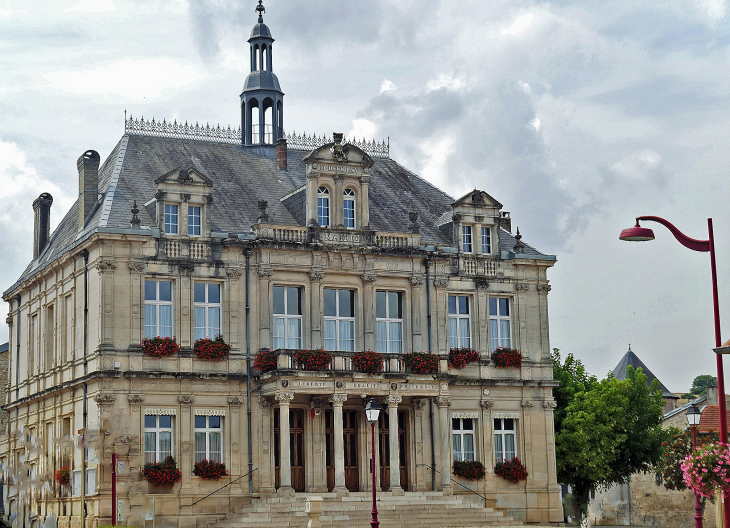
[436,396,452,408]
[179,395,195,405]
[258,396,273,408]
[178,264,194,276]
[413,399,428,410]
[516,283,529,293]
[228,396,244,406]
[329,394,348,406]
[180,193,191,202]
[276,392,295,404]
[386,395,403,406]
[361,273,377,284]
[433,278,449,289]
[94,394,116,405]
[96,261,116,272]
[257,267,274,278]
[543,401,557,410]
[128,395,145,404]
[359,175,371,184]
[226,268,242,279]
[521,400,534,408]
[331,132,348,163]
[481,400,494,410]
[409,276,424,286]
[308,271,325,281]
[537,283,552,294]
[128,262,145,272]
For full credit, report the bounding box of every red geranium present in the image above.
[193,459,228,481]
[448,347,480,369]
[495,457,528,483]
[142,336,180,358]
[143,456,182,487]
[194,335,231,361]
[453,460,486,481]
[293,348,332,371]
[352,350,384,374]
[54,465,70,485]
[491,347,522,368]
[254,350,278,373]
[403,352,439,374]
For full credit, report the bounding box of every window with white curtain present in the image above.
[324,289,355,351]
[164,204,178,234]
[195,415,223,463]
[448,295,471,348]
[376,291,402,353]
[494,418,516,463]
[452,418,475,462]
[144,280,173,338]
[489,297,511,351]
[481,227,491,254]
[344,188,356,228]
[318,187,330,227]
[188,205,201,236]
[144,415,173,464]
[462,225,473,253]
[194,283,221,341]
[273,286,302,349]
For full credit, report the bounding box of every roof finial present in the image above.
[513,227,525,253]
[256,0,265,23]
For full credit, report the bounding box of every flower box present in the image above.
[143,456,182,487]
[254,350,277,373]
[293,348,332,371]
[193,459,228,481]
[403,352,439,374]
[351,350,384,374]
[453,460,486,481]
[194,335,231,361]
[491,347,522,368]
[54,465,70,485]
[495,457,528,483]
[448,347,480,369]
[142,336,180,358]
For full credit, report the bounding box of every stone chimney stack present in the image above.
[33,193,53,260]
[77,150,100,230]
[276,138,288,171]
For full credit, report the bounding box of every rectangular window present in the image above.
[194,415,223,464]
[188,206,201,236]
[324,289,355,351]
[318,187,330,227]
[462,225,472,253]
[64,295,74,363]
[44,304,54,369]
[273,286,302,349]
[144,280,173,338]
[481,227,491,254]
[30,313,37,375]
[144,415,173,465]
[85,467,96,495]
[448,295,471,348]
[164,204,178,234]
[452,418,475,462]
[194,283,221,341]
[376,291,402,353]
[489,297,511,351]
[494,418,516,463]
[344,189,355,229]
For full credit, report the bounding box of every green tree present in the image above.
[552,349,667,521]
[690,374,717,396]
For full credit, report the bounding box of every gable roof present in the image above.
[698,404,730,434]
[612,346,676,399]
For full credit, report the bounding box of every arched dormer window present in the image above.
[318,187,330,227]
[343,188,355,229]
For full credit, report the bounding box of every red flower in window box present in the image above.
[142,336,180,358]
[54,465,70,485]
[254,350,278,373]
[143,456,182,487]
[448,347,480,369]
[352,350,384,374]
[453,460,486,481]
[403,352,439,374]
[495,457,528,483]
[194,335,231,361]
[193,459,228,481]
[491,347,522,368]
[293,348,332,371]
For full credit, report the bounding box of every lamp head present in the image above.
[619,220,655,242]
[365,397,381,424]
[687,404,702,427]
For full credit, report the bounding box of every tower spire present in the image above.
[256,0,265,23]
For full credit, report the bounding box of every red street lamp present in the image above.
[687,405,704,528]
[365,398,384,528]
[620,216,729,528]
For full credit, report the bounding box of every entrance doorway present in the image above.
[378,410,408,491]
[325,409,359,491]
[274,408,305,491]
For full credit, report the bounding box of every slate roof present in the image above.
[663,394,707,420]
[612,346,677,399]
[5,134,554,294]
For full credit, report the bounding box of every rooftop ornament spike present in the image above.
[513,227,525,253]
[256,0,265,22]
[130,200,141,228]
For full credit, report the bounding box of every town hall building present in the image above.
[0,3,562,527]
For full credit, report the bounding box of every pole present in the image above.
[693,425,704,528]
[371,422,379,528]
[112,452,117,526]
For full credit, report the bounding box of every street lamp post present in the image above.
[687,404,704,528]
[620,216,729,528]
[365,398,383,528]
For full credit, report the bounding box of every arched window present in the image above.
[318,187,330,227]
[343,188,355,229]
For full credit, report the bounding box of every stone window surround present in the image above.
[306,172,371,230]
[447,293,472,349]
[452,416,476,462]
[493,416,518,464]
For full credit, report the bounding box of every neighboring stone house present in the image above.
[0,3,563,527]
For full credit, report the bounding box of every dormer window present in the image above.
[462,225,473,253]
[164,204,179,234]
[188,206,201,236]
[481,227,491,254]
[318,187,330,227]
[344,188,355,228]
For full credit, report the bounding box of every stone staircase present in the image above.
[206,491,521,528]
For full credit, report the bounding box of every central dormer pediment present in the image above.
[155,166,214,188]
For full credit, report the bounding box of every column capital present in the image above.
[276,392,295,404]
[258,395,273,408]
[480,400,494,410]
[386,395,402,406]
[329,394,348,406]
[436,396,451,408]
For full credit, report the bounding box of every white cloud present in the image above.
[501,13,535,36]
[0,3,11,17]
[418,133,460,193]
[380,79,397,94]
[348,118,378,141]
[426,74,466,92]
[44,59,201,101]
[66,0,115,12]
[610,150,663,179]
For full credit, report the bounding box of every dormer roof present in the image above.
[451,189,503,209]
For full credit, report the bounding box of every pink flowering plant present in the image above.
[681,442,730,498]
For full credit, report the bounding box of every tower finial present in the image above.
[256,0,265,23]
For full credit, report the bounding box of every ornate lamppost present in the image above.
[687,404,704,528]
[365,398,383,528]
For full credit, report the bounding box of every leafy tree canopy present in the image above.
[691,374,717,396]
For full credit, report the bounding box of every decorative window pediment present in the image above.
[152,165,214,240]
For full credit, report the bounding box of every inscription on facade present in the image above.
[345,381,389,391]
[319,164,361,174]
[290,380,334,390]
[321,232,368,244]
[401,383,439,393]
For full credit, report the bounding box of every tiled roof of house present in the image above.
[612,346,676,399]
[698,404,730,434]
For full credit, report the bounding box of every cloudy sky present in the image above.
[2,0,730,392]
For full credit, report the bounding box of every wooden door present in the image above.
[379,410,408,491]
[274,408,305,492]
[325,410,359,492]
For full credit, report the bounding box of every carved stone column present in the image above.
[433,278,449,353]
[361,274,377,351]
[276,392,295,496]
[258,396,275,494]
[387,395,403,495]
[330,394,348,494]
[258,267,274,349]
[436,396,452,494]
[537,283,551,362]
[333,173,345,227]
[412,399,428,491]
[227,269,242,350]
[308,271,324,349]
[228,396,244,482]
[128,262,145,346]
[359,174,371,229]
[409,277,424,352]
[178,265,193,348]
[306,172,319,226]
[96,260,116,350]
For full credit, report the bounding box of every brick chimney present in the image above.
[32,193,53,259]
[77,150,100,230]
[276,138,287,171]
